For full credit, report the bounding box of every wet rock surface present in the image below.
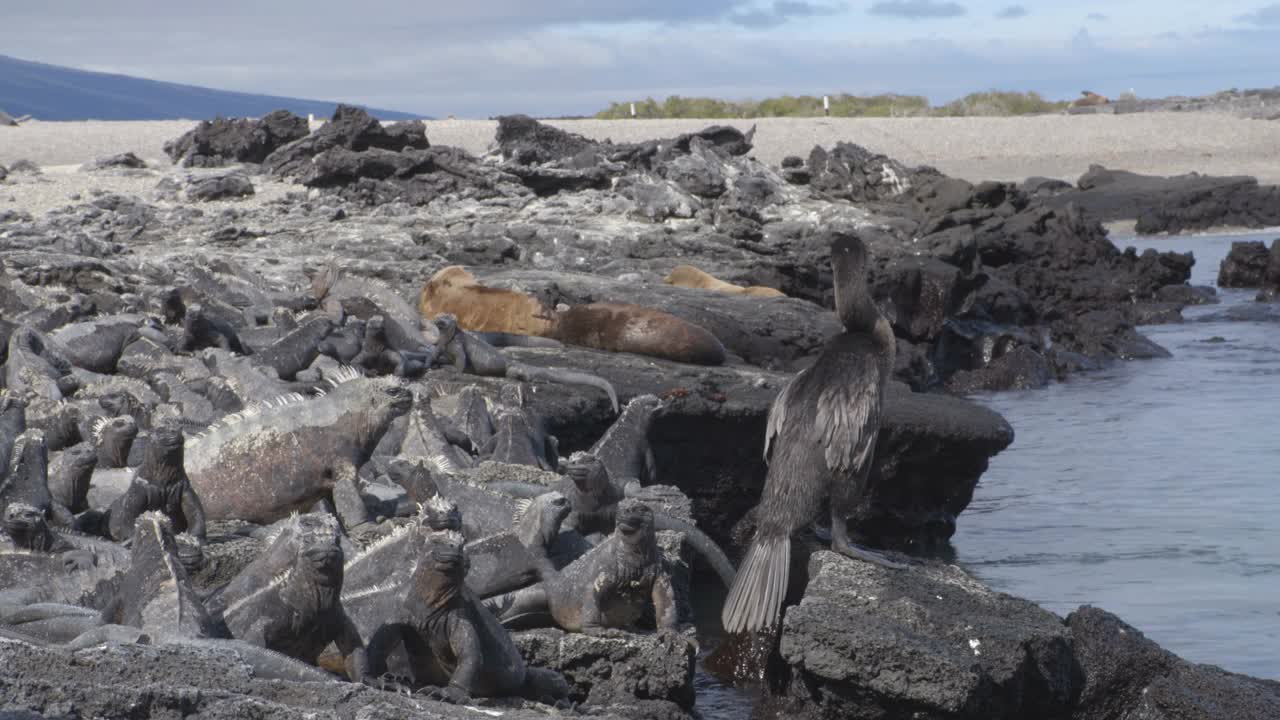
[0,106,1253,719]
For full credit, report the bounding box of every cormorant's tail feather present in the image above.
[720,535,790,634]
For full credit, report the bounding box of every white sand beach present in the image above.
[3,114,1280,186]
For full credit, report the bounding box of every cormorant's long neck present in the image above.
[834,266,880,333]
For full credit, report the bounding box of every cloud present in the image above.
[868,0,966,19]
[996,5,1027,19]
[729,1,846,28]
[1087,12,1109,21]
[1235,3,1280,25]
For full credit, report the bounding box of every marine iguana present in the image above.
[480,384,559,471]
[2,502,93,570]
[449,385,492,453]
[353,315,433,378]
[4,325,76,401]
[0,392,26,481]
[180,303,249,354]
[431,313,619,413]
[398,391,475,476]
[490,499,678,638]
[357,528,571,704]
[253,315,335,380]
[2,429,74,527]
[104,423,206,543]
[589,393,662,489]
[491,450,738,589]
[185,370,413,525]
[49,315,160,374]
[211,513,368,679]
[91,415,138,468]
[48,443,97,513]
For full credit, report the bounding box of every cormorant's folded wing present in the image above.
[815,365,880,475]
[763,374,800,463]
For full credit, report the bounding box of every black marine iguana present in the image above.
[209,512,367,679]
[489,499,679,638]
[357,528,571,704]
[431,313,619,413]
[104,423,207,543]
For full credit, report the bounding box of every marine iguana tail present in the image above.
[432,314,619,413]
[185,370,413,525]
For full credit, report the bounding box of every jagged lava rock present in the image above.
[164,109,310,168]
[775,552,1075,720]
[1217,239,1276,288]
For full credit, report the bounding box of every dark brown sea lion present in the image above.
[419,266,727,366]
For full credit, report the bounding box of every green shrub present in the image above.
[592,91,1063,119]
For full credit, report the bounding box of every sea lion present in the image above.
[664,265,785,298]
[721,232,908,636]
[419,266,727,366]
[1071,91,1109,107]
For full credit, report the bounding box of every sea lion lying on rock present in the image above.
[419,266,726,366]
[664,265,785,298]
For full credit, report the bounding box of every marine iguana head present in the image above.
[430,313,460,342]
[329,376,414,453]
[174,532,204,573]
[4,429,51,514]
[614,498,657,550]
[409,529,468,611]
[2,502,52,551]
[562,451,623,518]
[514,491,571,549]
[829,233,877,332]
[497,382,528,409]
[618,394,663,426]
[291,512,344,587]
[142,423,186,487]
[97,390,141,419]
[93,415,139,467]
[416,494,463,533]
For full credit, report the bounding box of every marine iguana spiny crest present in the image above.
[185,369,413,525]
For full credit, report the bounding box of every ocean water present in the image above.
[954,230,1280,680]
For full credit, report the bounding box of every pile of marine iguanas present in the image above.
[0,229,903,709]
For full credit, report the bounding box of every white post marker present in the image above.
[308,113,315,124]
[823,95,830,116]
[630,102,636,118]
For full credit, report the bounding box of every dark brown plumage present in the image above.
[721,232,905,635]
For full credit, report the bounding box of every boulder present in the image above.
[514,629,696,709]
[264,104,428,178]
[1217,239,1274,288]
[1040,165,1280,234]
[1067,606,1280,720]
[79,152,147,172]
[163,109,310,168]
[183,171,255,202]
[775,552,1075,719]
[496,114,599,165]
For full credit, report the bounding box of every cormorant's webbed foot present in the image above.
[832,538,909,570]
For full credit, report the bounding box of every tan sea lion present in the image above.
[419,267,727,366]
[1071,91,1109,107]
[664,265,786,298]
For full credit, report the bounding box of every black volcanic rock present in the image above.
[1039,165,1280,234]
[184,171,255,201]
[80,152,147,172]
[164,109,310,168]
[263,104,427,178]
[1217,239,1274,287]
[496,114,599,165]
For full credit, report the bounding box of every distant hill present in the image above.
[0,54,423,121]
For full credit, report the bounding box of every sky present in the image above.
[1,0,1278,117]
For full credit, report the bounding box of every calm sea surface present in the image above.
[955,230,1280,679]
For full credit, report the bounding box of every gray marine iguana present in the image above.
[253,314,336,380]
[48,443,97,514]
[180,302,250,355]
[104,423,207,543]
[185,369,413,526]
[2,429,75,527]
[481,383,559,471]
[357,527,571,705]
[489,499,679,638]
[431,313,619,413]
[91,414,138,468]
[208,512,368,679]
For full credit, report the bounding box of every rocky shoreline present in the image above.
[1,107,1277,719]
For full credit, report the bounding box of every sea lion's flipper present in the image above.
[506,362,619,414]
[720,535,790,635]
[651,514,736,589]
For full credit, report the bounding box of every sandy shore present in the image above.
[3,113,1280,185]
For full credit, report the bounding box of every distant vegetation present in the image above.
[593,90,1068,119]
